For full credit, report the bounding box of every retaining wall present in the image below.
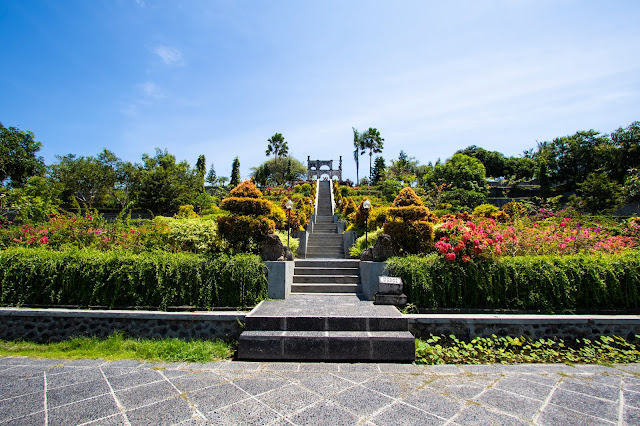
[0,308,245,343]
[1,308,639,343]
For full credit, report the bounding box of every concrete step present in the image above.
[293,275,359,284]
[244,315,408,332]
[238,330,415,362]
[306,252,344,259]
[308,233,342,239]
[294,267,359,275]
[291,283,360,293]
[295,260,360,268]
[315,216,334,223]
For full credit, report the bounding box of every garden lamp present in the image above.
[363,199,371,244]
[285,199,294,247]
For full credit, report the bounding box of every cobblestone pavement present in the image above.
[1,357,639,425]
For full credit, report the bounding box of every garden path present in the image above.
[1,356,637,425]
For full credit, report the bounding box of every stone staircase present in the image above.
[306,181,344,259]
[238,294,415,362]
[292,259,361,293]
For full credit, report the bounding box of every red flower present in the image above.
[444,252,456,261]
[39,236,49,244]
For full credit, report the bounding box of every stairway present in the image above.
[238,294,415,362]
[306,181,344,259]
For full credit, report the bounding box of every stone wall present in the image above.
[0,308,246,343]
[407,314,640,342]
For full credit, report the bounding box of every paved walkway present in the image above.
[1,357,639,425]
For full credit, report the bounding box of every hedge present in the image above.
[386,252,640,311]
[0,247,267,309]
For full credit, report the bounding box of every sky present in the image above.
[1,0,639,182]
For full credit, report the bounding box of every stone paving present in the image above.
[1,357,640,425]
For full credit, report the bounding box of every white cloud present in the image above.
[138,81,165,99]
[154,45,184,66]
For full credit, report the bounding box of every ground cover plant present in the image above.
[0,332,235,362]
[415,335,640,365]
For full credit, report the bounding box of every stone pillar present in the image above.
[359,261,388,301]
[265,261,294,299]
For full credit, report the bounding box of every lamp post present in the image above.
[338,198,342,211]
[285,199,294,247]
[363,199,371,244]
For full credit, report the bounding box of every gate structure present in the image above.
[307,156,342,181]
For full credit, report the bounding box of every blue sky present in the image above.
[1,0,639,182]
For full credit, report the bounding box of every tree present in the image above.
[230,157,241,187]
[573,172,623,214]
[265,133,289,184]
[360,127,384,184]
[352,127,363,185]
[387,151,419,184]
[371,156,386,185]
[206,163,217,185]
[196,154,206,192]
[0,123,45,188]
[250,157,306,186]
[422,154,489,209]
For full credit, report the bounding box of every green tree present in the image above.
[230,157,241,187]
[250,157,306,186]
[573,172,623,214]
[387,151,419,184]
[371,156,386,185]
[196,154,206,192]
[206,162,217,185]
[7,176,62,223]
[610,121,640,183]
[137,148,200,215]
[422,154,489,209]
[352,127,363,184]
[360,127,384,184]
[265,133,289,184]
[0,123,45,188]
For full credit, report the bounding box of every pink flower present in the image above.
[39,236,48,244]
[462,255,471,263]
[445,252,456,261]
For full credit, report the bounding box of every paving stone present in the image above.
[624,406,640,425]
[106,368,165,391]
[558,377,620,402]
[298,362,341,372]
[100,366,139,378]
[287,400,361,425]
[0,392,44,422]
[460,364,508,374]
[624,389,640,409]
[188,382,251,413]
[0,375,43,399]
[493,375,555,401]
[125,395,196,425]
[426,376,493,400]
[332,372,378,385]
[418,364,463,375]
[330,384,395,417]
[206,398,281,425]
[548,388,618,422]
[617,364,640,374]
[103,360,143,368]
[182,361,225,371]
[299,372,356,397]
[537,403,616,426]
[339,363,380,373]
[46,367,105,389]
[362,374,426,399]
[475,388,544,418]
[259,362,301,372]
[257,383,322,416]
[169,371,227,393]
[403,388,463,419]
[216,361,262,371]
[451,403,529,425]
[625,376,640,393]
[47,394,120,425]
[377,363,420,374]
[62,359,107,368]
[46,378,111,408]
[369,401,444,425]
[83,413,130,425]
[156,368,191,379]
[0,365,45,379]
[4,410,46,426]
[115,380,179,410]
[229,373,290,396]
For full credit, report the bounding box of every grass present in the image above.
[0,333,236,363]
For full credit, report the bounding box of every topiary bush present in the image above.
[472,203,499,218]
[384,187,434,254]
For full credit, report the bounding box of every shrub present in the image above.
[502,201,526,218]
[392,187,424,207]
[0,247,267,309]
[343,197,357,217]
[386,252,640,311]
[388,205,431,222]
[174,205,200,219]
[383,220,434,254]
[472,203,499,218]
[273,230,299,257]
[349,227,384,258]
[153,217,223,254]
[220,197,272,216]
[269,205,288,230]
[229,180,263,198]
[217,216,275,252]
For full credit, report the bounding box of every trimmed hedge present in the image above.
[386,252,640,310]
[0,247,267,309]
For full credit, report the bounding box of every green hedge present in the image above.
[386,252,640,311]
[0,247,267,309]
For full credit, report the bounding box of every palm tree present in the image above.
[360,127,384,185]
[353,127,363,185]
[265,133,289,184]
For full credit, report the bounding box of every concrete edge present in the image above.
[0,307,247,321]
[404,313,640,325]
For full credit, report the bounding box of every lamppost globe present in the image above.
[363,199,371,244]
